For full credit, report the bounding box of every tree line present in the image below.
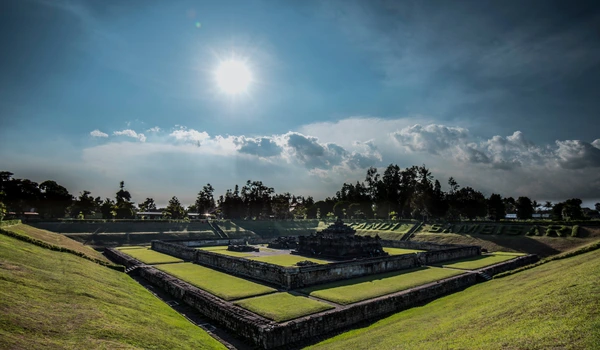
[0,166,597,221]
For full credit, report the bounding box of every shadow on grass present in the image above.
[473,235,560,257]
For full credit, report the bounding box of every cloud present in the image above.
[555,140,600,169]
[235,136,283,158]
[146,126,160,133]
[90,129,108,138]
[113,129,146,142]
[393,124,469,154]
[169,128,210,144]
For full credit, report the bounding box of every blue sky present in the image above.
[1,0,599,207]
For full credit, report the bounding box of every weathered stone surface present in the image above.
[478,254,539,277]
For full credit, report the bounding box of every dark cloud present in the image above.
[555,140,600,169]
[236,137,283,158]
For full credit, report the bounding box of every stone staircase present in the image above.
[125,265,141,275]
[209,221,228,239]
[477,271,492,281]
[400,221,423,241]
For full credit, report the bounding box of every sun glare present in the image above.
[215,59,252,95]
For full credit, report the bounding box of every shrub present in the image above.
[557,226,570,237]
[546,229,558,237]
[571,225,579,237]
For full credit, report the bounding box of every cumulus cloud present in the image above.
[146,126,161,133]
[90,129,108,138]
[113,129,146,142]
[393,124,469,154]
[169,128,210,144]
[235,136,283,158]
[555,140,600,169]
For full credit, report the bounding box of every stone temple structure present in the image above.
[295,218,388,260]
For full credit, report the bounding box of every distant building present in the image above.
[505,213,517,220]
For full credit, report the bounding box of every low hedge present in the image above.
[0,227,125,272]
[494,240,600,279]
[0,219,21,227]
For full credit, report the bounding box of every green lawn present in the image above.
[383,247,423,255]
[0,234,225,350]
[155,262,276,300]
[234,293,334,322]
[116,245,149,250]
[302,267,464,305]
[248,254,329,266]
[309,249,600,350]
[197,246,258,257]
[119,248,184,264]
[441,254,518,270]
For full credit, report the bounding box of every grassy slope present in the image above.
[350,222,415,240]
[3,224,110,263]
[231,220,327,237]
[301,267,464,305]
[441,254,518,270]
[413,231,600,257]
[118,248,184,264]
[310,249,600,350]
[155,262,276,301]
[234,293,334,322]
[0,234,224,350]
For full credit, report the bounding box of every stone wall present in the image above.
[152,240,480,289]
[288,254,418,288]
[478,254,539,277]
[381,239,473,251]
[104,248,143,268]
[417,246,481,265]
[31,221,216,234]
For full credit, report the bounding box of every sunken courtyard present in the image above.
[105,220,538,349]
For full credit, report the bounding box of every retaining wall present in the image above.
[381,239,473,251]
[31,221,217,234]
[417,246,481,265]
[104,248,143,268]
[479,254,539,277]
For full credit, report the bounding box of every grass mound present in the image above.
[301,267,464,305]
[118,248,184,264]
[441,254,519,270]
[308,249,600,350]
[234,293,334,322]
[249,254,329,266]
[1,224,109,263]
[0,234,224,350]
[155,262,276,300]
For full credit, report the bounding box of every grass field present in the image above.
[309,249,600,350]
[2,224,110,263]
[234,293,334,322]
[0,234,225,350]
[383,247,423,255]
[441,254,518,270]
[156,262,276,300]
[197,245,258,257]
[119,248,184,264]
[249,254,330,266]
[301,267,464,305]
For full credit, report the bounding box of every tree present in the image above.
[454,187,487,220]
[115,181,135,219]
[515,196,534,220]
[195,184,215,214]
[100,198,116,219]
[138,198,157,212]
[164,196,185,219]
[562,198,583,220]
[544,201,553,212]
[595,203,600,212]
[38,180,72,218]
[70,191,96,217]
[487,193,505,221]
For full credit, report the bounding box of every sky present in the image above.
[1,0,599,207]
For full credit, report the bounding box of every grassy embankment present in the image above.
[414,223,600,257]
[301,267,464,305]
[231,220,327,238]
[440,254,519,270]
[0,232,224,349]
[155,262,276,300]
[117,247,183,264]
[309,248,600,350]
[348,221,416,240]
[234,292,334,322]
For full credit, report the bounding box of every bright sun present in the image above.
[214,59,252,95]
